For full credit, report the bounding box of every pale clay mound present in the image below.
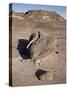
[9,10,66,86]
[24,10,65,23]
[10,10,66,23]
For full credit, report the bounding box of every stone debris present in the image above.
[35,69,56,81]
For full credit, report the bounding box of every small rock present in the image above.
[35,69,56,80]
[35,69,47,80]
[39,71,56,81]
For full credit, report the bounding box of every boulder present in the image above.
[28,31,56,59]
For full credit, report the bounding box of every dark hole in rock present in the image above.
[29,33,36,42]
[56,44,59,47]
[55,51,59,54]
[17,39,31,59]
[38,31,40,38]
[35,69,47,80]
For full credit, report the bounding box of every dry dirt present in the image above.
[9,11,66,87]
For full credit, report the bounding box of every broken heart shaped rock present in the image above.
[27,31,56,60]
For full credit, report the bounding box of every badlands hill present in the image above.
[10,10,66,24]
[9,10,66,30]
[24,10,65,23]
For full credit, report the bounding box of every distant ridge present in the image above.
[24,10,66,23]
[9,10,66,24]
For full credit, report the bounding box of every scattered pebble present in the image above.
[55,51,59,54]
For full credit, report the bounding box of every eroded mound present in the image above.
[28,32,57,59]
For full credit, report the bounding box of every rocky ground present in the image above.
[9,10,66,86]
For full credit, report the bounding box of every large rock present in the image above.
[28,31,56,59]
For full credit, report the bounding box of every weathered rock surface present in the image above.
[28,32,56,59]
[39,71,56,81]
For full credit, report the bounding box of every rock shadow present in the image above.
[35,69,47,80]
[17,39,31,59]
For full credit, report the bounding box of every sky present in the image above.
[9,3,66,18]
